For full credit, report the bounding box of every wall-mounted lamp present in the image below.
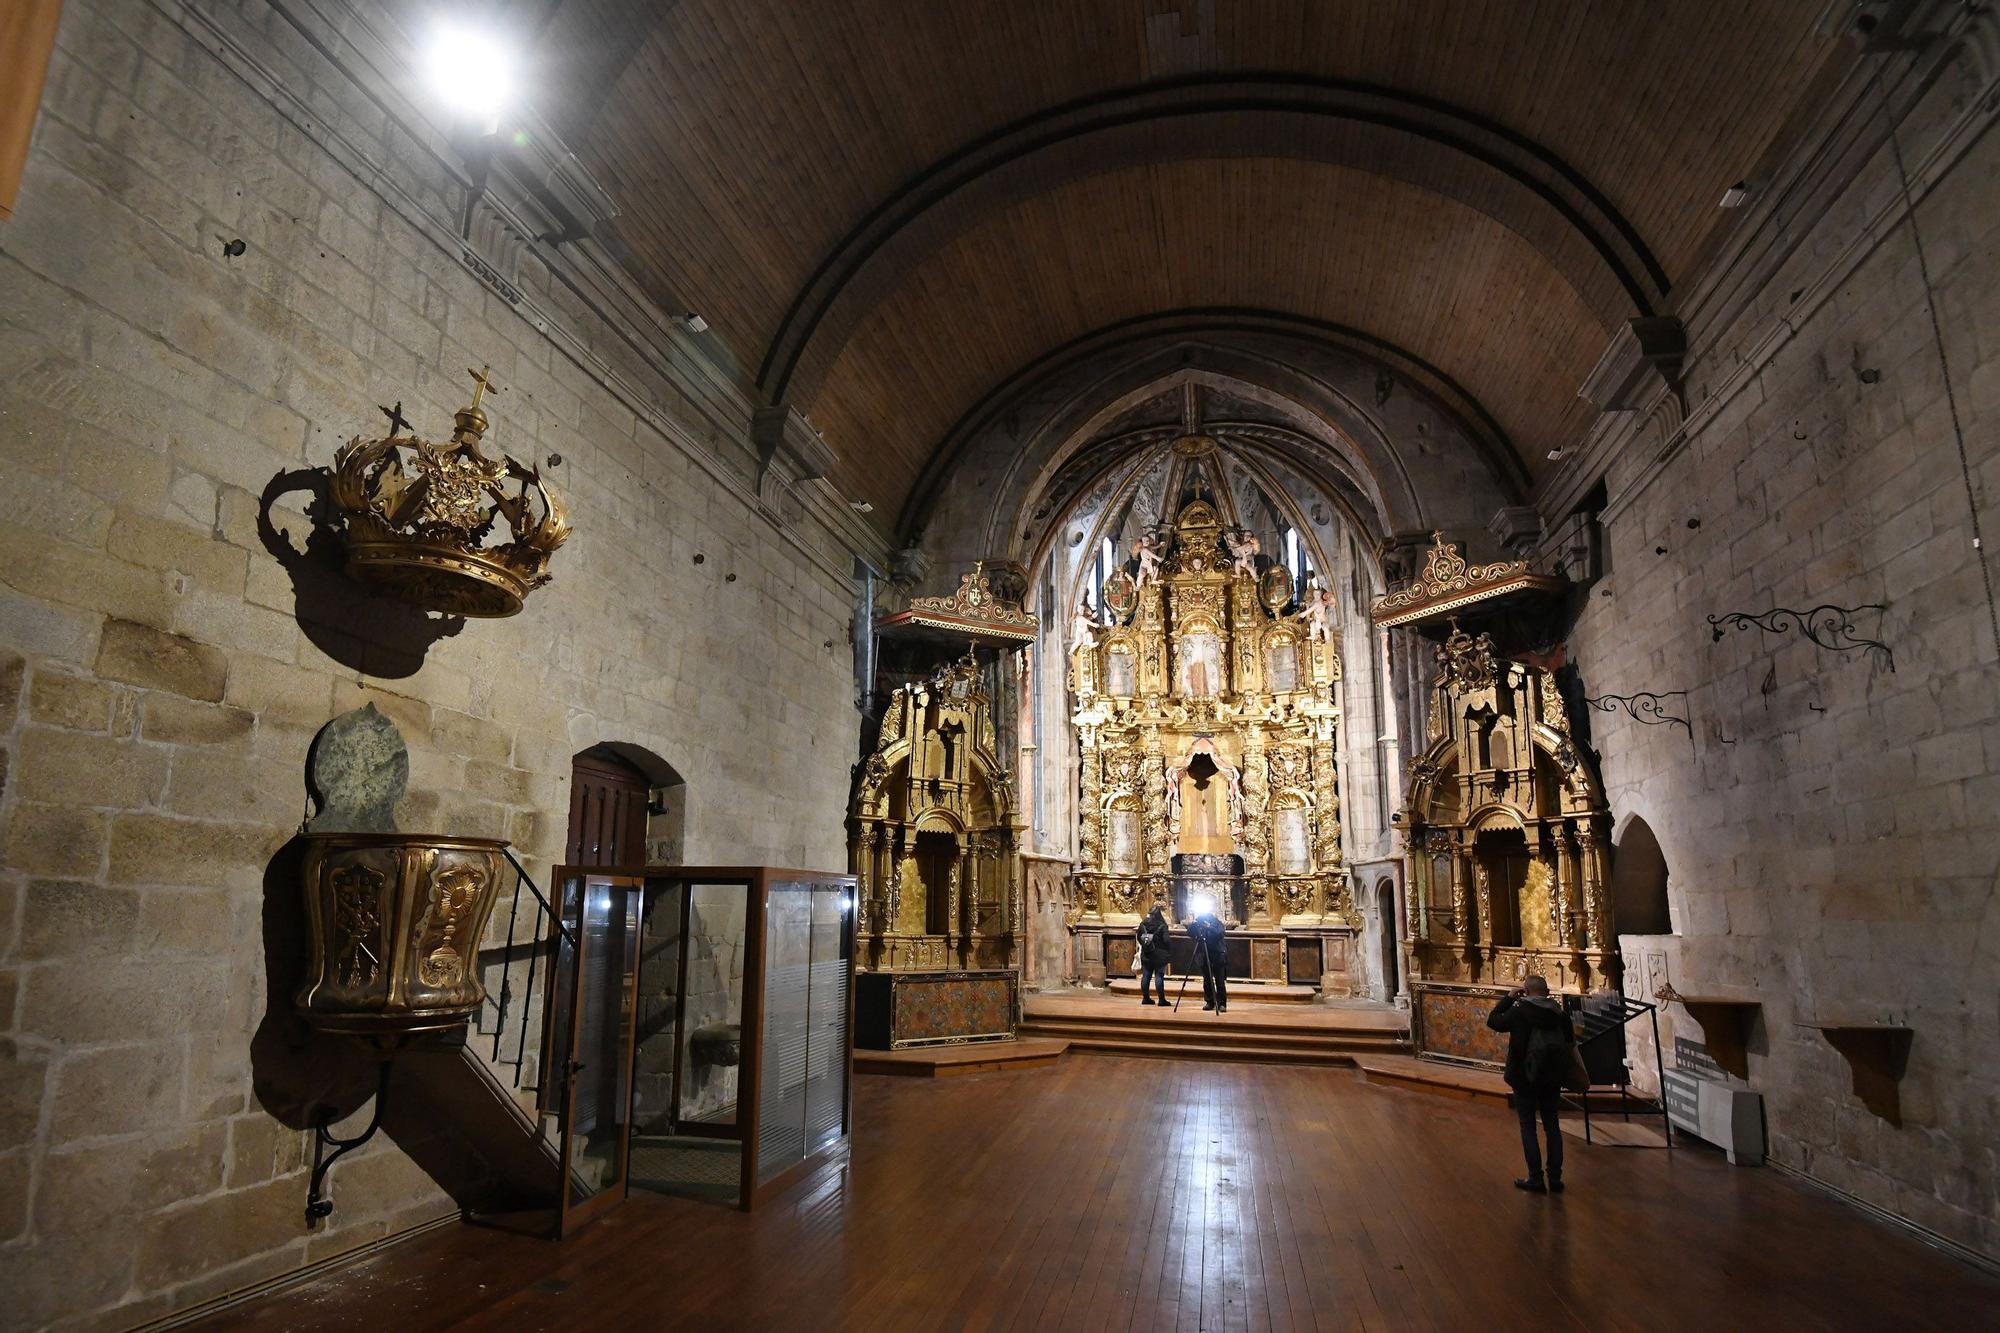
[423,20,516,134]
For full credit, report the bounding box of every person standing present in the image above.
[1187,907,1227,1012]
[1486,975,1575,1193]
[1135,905,1172,1006]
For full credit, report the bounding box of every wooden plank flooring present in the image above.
[197,1055,2000,1332]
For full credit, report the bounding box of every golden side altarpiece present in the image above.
[850,651,1022,975]
[1373,533,1616,1064]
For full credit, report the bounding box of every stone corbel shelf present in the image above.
[1662,991,1761,1079]
[1804,1022,1913,1127]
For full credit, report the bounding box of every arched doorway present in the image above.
[567,743,687,867]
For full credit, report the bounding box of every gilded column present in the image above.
[1584,820,1600,944]
[1240,732,1271,925]
[1579,820,1609,953]
[1550,824,1573,950]
[1449,838,1472,943]
[1311,731,1342,922]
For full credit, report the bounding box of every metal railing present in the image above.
[478,850,572,1093]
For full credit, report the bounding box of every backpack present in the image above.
[1523,1019,1573,1092]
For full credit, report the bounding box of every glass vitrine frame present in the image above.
[544,865,857,1229]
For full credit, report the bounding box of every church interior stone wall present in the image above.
[2,0,1998,1325]
[0,1,860,1325]
[1568,44,1999,1256]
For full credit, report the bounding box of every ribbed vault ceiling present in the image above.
[524,0,1842,521]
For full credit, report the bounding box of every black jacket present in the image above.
[1187,913,1226,972]
[1486,994,1574,1091]
[1136,913,1173,966]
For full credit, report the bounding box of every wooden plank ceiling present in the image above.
[524,0,1841,520]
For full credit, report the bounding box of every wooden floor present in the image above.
[199,1055,1999,1332]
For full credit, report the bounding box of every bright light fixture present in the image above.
[1187,892,1217,917]
[1718,181,1750,208]
[424,20,516,129]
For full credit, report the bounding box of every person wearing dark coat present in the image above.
[1486,974,1575,1193]
[1186,909,1227,1012]
[1135,905,1172,1005]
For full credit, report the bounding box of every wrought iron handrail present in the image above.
[1562,992,1674,1149]
[480,850,572,1093]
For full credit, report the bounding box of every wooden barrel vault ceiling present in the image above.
[522,0,1843,529]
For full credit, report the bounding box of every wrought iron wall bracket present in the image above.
[305,1061,393,1223]
[1707,604,1893,671]
[1583,691,1692,734]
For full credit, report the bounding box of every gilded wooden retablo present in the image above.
[850,652,1021,977]
[1396,619,1619,1061]
[1065,471,1353,982]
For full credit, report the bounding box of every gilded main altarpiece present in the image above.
[1067,460,1358,992]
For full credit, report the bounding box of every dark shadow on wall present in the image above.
[258,467,464,678]
[1609,814,1673,935]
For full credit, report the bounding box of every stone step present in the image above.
[855,1037,1069,1078]
[1020,1027,1393,1067]
[1020,1015,1407,1051]
[1104,977,1317,1004]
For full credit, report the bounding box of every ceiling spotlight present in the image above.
[423,21,516,131]
[1546,448,1567,461]
[1719,181,1750,208]
[850,500,874,513]
[683,312,709,334]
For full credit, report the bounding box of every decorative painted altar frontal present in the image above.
[855,969,1019,1049]
[1409,981,1512,1068]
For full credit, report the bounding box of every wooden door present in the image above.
[568,748,651,867]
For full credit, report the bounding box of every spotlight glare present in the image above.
[1187,892,1216,917]
[424,21,516,127]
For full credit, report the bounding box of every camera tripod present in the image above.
[1173,931,1223,1013]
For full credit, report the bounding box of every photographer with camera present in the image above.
[1486,975,1577,1193]
[1186,905,1227,1013]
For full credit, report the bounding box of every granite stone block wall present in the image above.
[0,1,862,1327]
[1571,44,1999,1260]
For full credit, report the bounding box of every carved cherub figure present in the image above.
[1301,586,1336,642]
[1070,599,1098,650]
[1226,529,1261,577]
[1132,533,1163,586]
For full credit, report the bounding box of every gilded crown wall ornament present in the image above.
[328,366,570,617]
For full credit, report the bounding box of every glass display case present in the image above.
[545,866,855,1233]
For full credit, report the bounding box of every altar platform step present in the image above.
[1020,991,1409,1067]
[1353,1054,1510,1104]
[1353,1054,1664,1115]
[854,1036,1069,1078]
[1103,977,1317,1004]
